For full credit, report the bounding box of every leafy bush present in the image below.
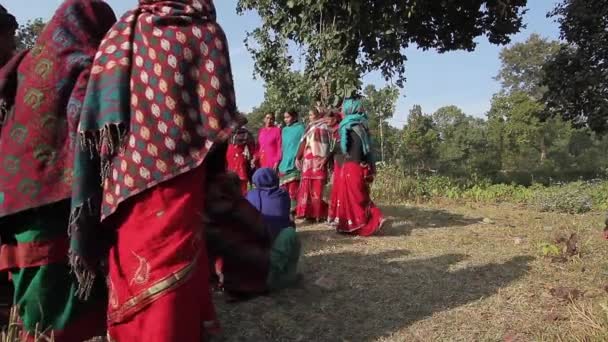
[372,166,605,214]
[532,182,593,214]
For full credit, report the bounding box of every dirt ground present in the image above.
[215,203,608,342]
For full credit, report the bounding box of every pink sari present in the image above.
[257,126,282,169]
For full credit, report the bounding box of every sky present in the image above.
[3,0,561,127]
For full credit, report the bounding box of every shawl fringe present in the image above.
[69,252,97,300]
[68,197,99,300]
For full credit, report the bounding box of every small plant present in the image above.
[540,243,561,257]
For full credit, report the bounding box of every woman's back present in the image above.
[247,168,293,238]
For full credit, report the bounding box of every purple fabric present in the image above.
[246,168,293,238]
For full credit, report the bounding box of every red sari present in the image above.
[295,119,331,220]
[327,122,340,224]
[334,162,384,236]
[106,166,220,341]
[226,128,256,195]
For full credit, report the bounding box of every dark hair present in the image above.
[285,110,298,119]
[0,5,17,32]
[265,112,276,120]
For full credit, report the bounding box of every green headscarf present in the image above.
[339,98,372,156]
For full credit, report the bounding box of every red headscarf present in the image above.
[0,0,116,218]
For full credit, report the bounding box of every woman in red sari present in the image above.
[68,1,243,341]
[327,110,342,225]
[256,113,282,170]
[333,98,386,236]
[295,108,332,222]
[0,2,115,339]
[226,127,256,195]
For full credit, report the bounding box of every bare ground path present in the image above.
[215,203,608,341]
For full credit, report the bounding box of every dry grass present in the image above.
[215,202,608,341]
[1,308,55,342]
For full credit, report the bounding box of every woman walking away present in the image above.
[69,0,243,341]
[247,168,301,291]
[256,113,282,170]
[226,126,256,195]
[333,97,386,236]
[278,110,305,212]
[0,1,116,340]
[295,108,332,222]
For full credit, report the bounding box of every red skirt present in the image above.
[295,178,327,220]
[281,180,299,211]
[334,162,384,237]
[327,164,341,223]
[105,166,219,342]
[226,144,250,195]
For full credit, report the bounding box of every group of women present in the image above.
[0,0,385,341]
[227,106,386,237]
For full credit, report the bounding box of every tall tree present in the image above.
[401,105,439,174]
[542,0,608,133]
[237,0,528,105]
[362,84,399,162]
[433,106,496,178]
[15,18,45,51]
[495,34,560,100]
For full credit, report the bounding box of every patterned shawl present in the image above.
[301,117,331,159]
[339,98,372,156]
[0,0,116,219]
[69,0,243,298]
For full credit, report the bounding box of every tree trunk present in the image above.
[540,135,547,163]
[380,120,385,162]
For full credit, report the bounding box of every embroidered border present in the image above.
[107,257,197,324]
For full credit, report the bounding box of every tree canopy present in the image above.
[15,18,45,51]
[237,0,528,105]
[542,0,608,133]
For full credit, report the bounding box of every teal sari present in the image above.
[278,121,306,185]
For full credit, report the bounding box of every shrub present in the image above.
[372,167,605,213]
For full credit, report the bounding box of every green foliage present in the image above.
[15,18,45,51]
[237,0,527,105]
[362,85,399,162]
[372,168,607,214]
[540,243,561,257]
[532,182,593,214]
[541,0,608,134]
[496,34,561,100]
[400,105,440,174]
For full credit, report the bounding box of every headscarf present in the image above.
[70,0,243,297]
[0,5,17,32]
[300,116,331,159]
[230,126,254,146]
[0,5,17,66]
[339,98,372,156]
[278,120,305,177]
[0,0,116,219]
[246,168,292,238]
